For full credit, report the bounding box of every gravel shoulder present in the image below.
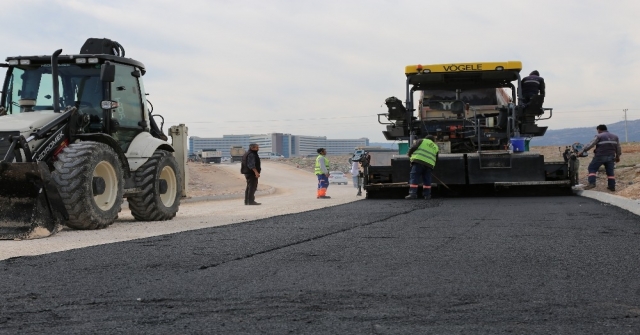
[0,161,362,261]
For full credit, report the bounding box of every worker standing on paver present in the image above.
[578,124,622,191]
[315,148,331,199]
[406,135,439,200]
[521,70,545,104]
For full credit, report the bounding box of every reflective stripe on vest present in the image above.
[314,155,330,175]
[410,139,439,167]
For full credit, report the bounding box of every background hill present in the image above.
[369,119,640,147]
[530,119,640,146]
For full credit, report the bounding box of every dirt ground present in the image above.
[532,143,640,200]
[187,162,269,198]
[186,156,355,199]
[188,143,640,201]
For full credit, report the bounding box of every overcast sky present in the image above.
[2,0,639,142]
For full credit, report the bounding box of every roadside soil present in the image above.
[187,162,269,198]
[532,143,640,200]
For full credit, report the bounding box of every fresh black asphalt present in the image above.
[1,195,640,334]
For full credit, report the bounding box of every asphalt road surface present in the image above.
[2,195,640,334]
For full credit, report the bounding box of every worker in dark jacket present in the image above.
[521,70,545,103]
[406,135,439,200]
[577,125,622,191]
[240,143,261,205]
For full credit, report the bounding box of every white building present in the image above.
[189,133,369,157]
[325,138,370,156]
[189,135,251,157]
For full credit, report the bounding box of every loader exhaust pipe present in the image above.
[51,49,62,113]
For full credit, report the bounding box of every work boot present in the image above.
[424,194,431,200]
[583,184,596,190]
[247,201,261,205]
[405,194,417,200]
[607,187,615,192]
[317,196,331,199]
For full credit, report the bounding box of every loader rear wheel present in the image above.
[128,150,181,221]
[52,142,124,230]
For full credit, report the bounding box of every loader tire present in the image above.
[52,142,124,230]
[128,150,181,221]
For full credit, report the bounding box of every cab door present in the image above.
[110,63,145,152]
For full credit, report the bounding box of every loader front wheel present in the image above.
[52,142,124,230]
[128,150,181,221]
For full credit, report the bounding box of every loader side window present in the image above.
[5,68,25,114]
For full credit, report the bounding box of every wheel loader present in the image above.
[361,61,572,198]
[0,38,188,239]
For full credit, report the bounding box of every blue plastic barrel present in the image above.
[511,138,525,152]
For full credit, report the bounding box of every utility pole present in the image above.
[623,109,628,143]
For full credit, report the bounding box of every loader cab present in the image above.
[0,55,149,152]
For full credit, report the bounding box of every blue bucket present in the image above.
[511,137,525,152]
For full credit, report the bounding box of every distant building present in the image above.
[325,138,371,156]
[188,135,251,157]
[189,133,369,157]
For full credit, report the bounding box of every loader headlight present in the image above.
[101,100,119,109]
[495,66,504,71]
[76,58,87,64]
[8,60,19,65]
[87,58,99,64]
[19,60,30,65]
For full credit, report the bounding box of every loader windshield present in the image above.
[2,64,102,114]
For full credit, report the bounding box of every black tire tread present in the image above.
[128,150,181,221]
[52,142,123,230]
